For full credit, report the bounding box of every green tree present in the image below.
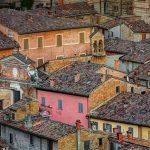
[21,0,34,10]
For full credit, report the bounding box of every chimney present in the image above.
[59,0,64,5]
[50,79,55,87]
[76,120,81,130]
[117,132,123,142]
[127,131,133,140]
[113,127,118,134]
[24,115,32,129]
[74,73,80,82]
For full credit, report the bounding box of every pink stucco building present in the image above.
[37,62,103,128]
[38,90,88,127]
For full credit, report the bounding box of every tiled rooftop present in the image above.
[109,137,150,150]
[125,20,150,33]
[0,98,76,141]
[38,62,109,96]
[128,61,150,81]
[100,19,122,30]
[54,2,97,17]
[120,40,150,63]
[105,38,135,54]
[0,51,35,65]
[0,32,19,50]
[0,9,92,34]
[89,92,150,127]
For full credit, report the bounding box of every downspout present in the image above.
[76,120,81,150]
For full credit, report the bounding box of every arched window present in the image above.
[93,40,98,52]
[99,40,103,52]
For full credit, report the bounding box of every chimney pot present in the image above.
[117,132,123,142]
[113,127,118,133]
[76,120,81,130]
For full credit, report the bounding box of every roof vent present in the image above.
[27,14,33,22]
[74,73,80,82]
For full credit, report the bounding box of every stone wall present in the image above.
[88,78,127,111]
[0,89,13,109]
[58,129,109,150]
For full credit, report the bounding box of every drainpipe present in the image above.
[76,120,81,150]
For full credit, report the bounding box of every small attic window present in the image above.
[11,112,16,120]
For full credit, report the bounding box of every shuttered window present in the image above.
[78,103,83,113]
[79,32,85,43]
[24,39,29,50]
[41,97,46,106]
[84,140,90,150]
[148,131,150,140]
[58,99,62,110]
[57,35,62,46]
[38,37,43,48]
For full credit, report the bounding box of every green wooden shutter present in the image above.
[57,35,62,46]
[79,32,85,43]
[24,39,29,50]
[38,37,43,48]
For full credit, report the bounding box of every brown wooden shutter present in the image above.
[57,35,62,46]
[24,39,29,50]
[79,32,85,43]
[38,37,43,48]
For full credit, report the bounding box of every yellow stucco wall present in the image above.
[142,127,150,140]
[90,119,139,138]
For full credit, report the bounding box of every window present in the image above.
[37,58,44,67]
[90,121,98,130]
[78,103,83,113]
[11,113,15,120]
[114,6,119,12]
[24,39,29,50]
[103,123,112,132]
[38,37,43,48]
[0,125,1,137]
[117,125,121,132]
[99,138,103,146]
[148,131,150,140]
[84,140,90,150]
[116,86,120,93]
[41,97,46,106]
[93,40,98,52]
[128,127,134,135]
[142,33,146,40]
[131,87,134,93]
[10,133,13,144]
[58,99,62,110]
[79,32,85,43]
[57,35,62,46]
[30,134,34,146]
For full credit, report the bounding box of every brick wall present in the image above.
[88,78,127,111]
[58,129,109,150]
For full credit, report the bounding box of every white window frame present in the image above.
[37,57,44,67]
[56,55,64,60]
